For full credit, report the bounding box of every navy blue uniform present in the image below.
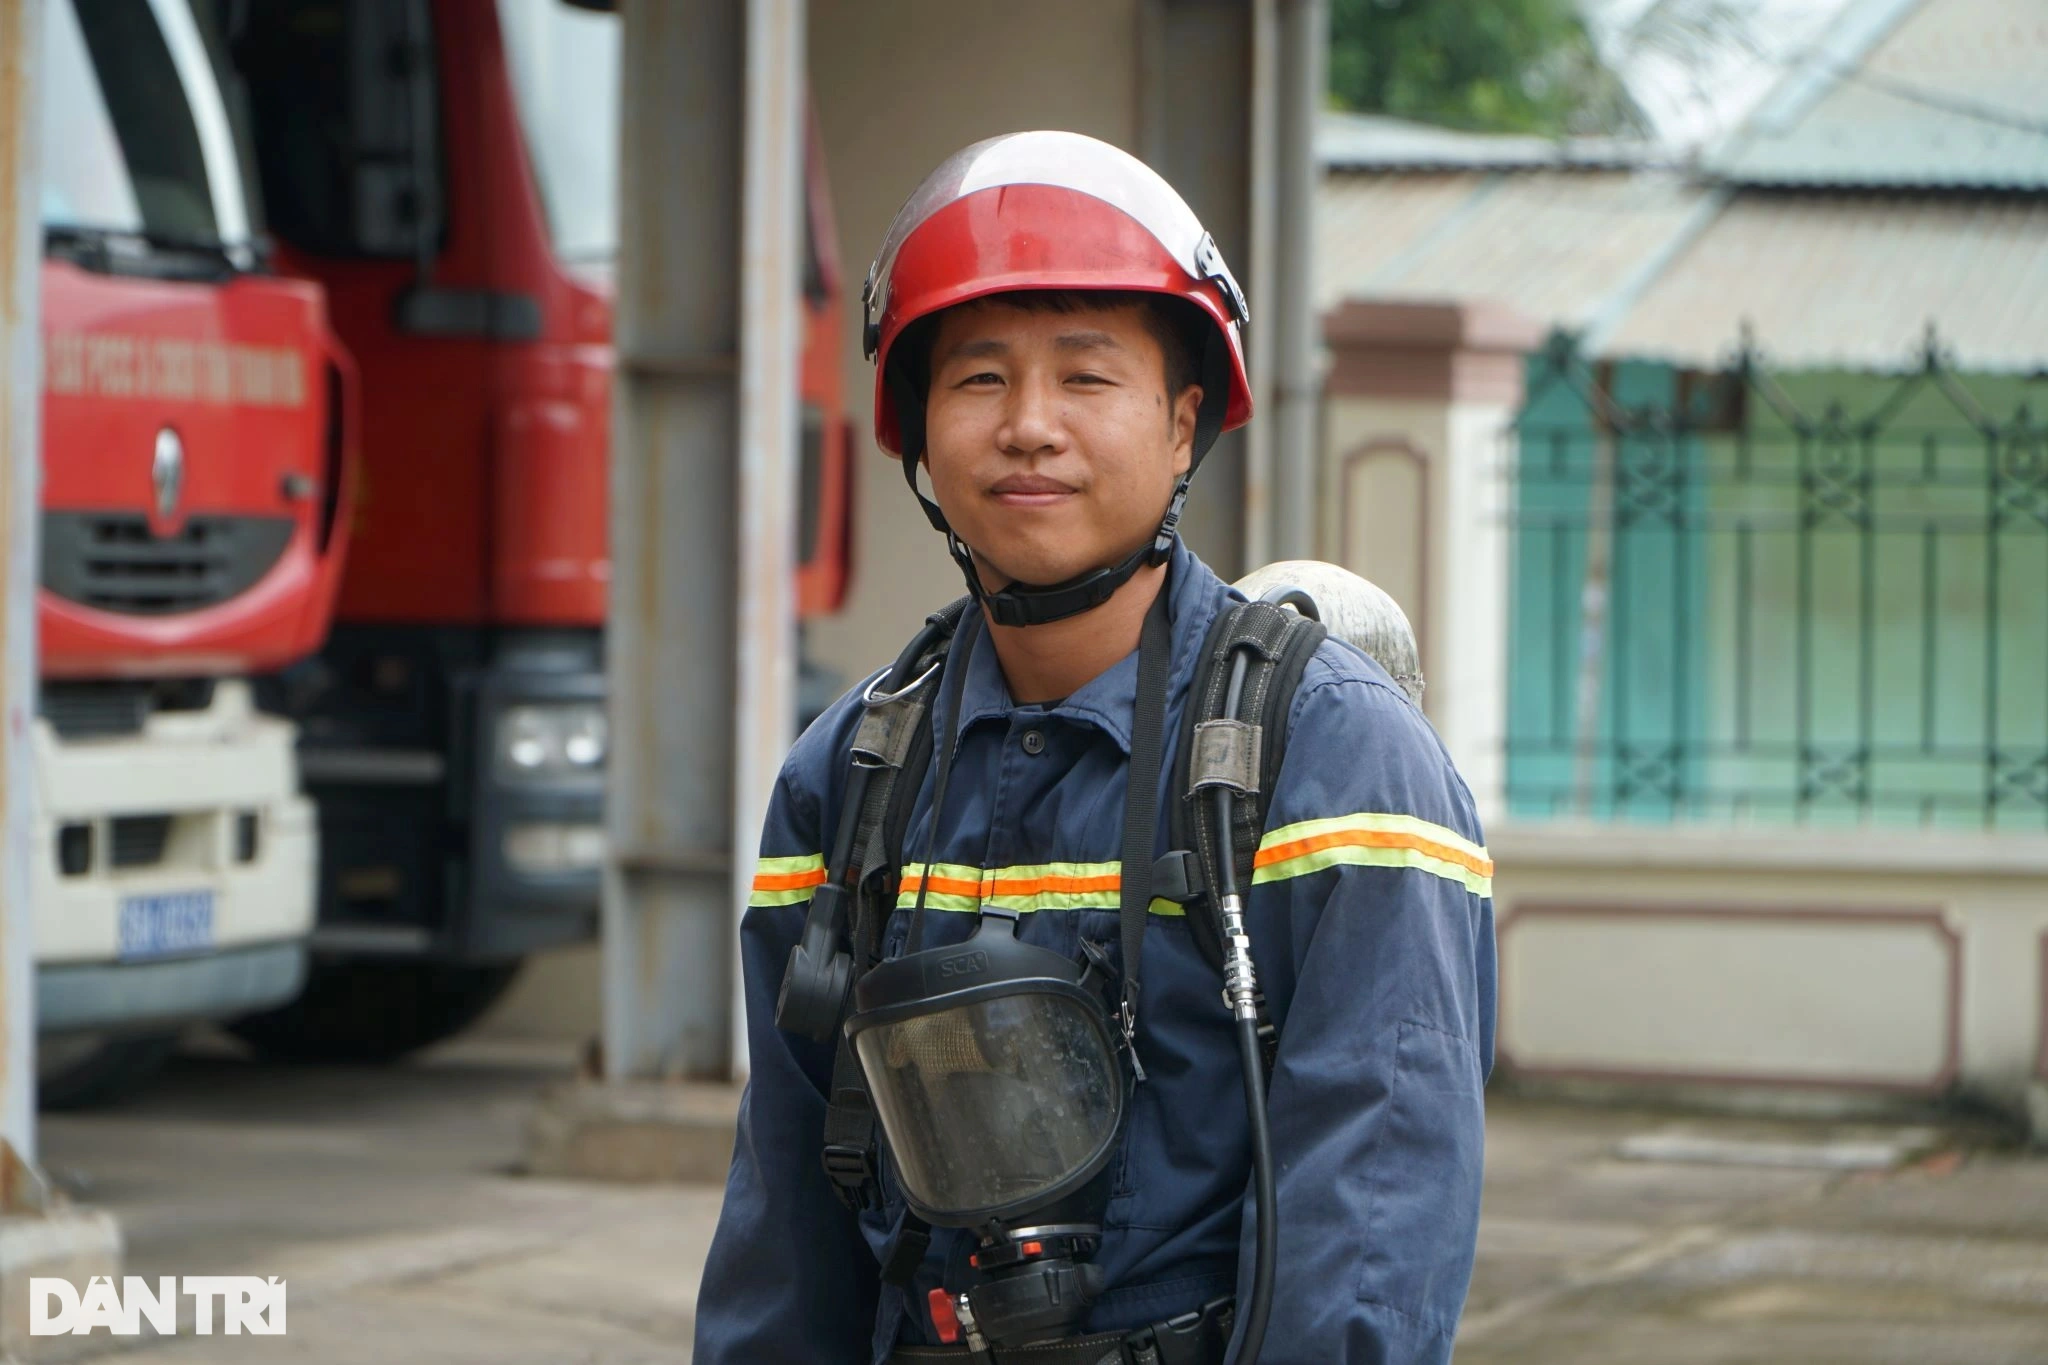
[695,540,1496,1363]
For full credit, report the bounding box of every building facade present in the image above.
[1317,0,2048,1130]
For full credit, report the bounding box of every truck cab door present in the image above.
[225,0,499,629]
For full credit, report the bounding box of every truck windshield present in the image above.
[496,0,620,263]
[40,0,252,249]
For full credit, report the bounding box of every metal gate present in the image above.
[1506,328,2048,829]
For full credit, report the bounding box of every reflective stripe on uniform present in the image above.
[897,861,1184,916]
[1252,812,1493,897]
[749,853,827,906]
[893,811,1492,913]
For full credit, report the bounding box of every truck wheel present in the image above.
[37,1032,181,1111]
[228,960,522,1063]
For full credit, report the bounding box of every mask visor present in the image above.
[851,986,1123,1224]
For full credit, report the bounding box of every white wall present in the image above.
[1492,824,2048,1119]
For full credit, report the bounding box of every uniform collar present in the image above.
[949,538,1232,756]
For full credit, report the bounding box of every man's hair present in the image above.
[900,289,1208,403]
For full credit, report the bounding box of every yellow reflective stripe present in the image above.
[901,889,985,913]
[754,853,828,879]
[886,810,1495,914]
[1252,813,1493,896]
[749,886,819,907]
[1257,812,1491,867]
[897,862,1182,916]
[748,853,826,907]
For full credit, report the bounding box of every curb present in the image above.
[0,1208,123,1359]
[522,1080,741,1184]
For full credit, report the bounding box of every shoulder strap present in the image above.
[817,598,969,1231]
[1167,600,1325,976]
[1113,584,1177,1076]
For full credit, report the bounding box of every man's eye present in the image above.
[1068,372,1110,386]
[959,371,1002,386]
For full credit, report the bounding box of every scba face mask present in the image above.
[845,909,1130,1347]
[845,909,1127,1227]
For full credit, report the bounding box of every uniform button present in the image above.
[1020,729,1046,755]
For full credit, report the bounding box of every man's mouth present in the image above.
[988,474,1076,507]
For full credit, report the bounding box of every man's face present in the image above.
[922,299,1201,591]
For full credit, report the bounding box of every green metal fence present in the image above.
[1508,330,2048,829]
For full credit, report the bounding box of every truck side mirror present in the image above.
[348,0,443,269]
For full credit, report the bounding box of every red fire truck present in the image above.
[219,0,853,1059]
[33,0,356,1105]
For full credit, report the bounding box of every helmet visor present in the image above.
[852,987,1124,1223]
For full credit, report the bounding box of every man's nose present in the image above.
[999,373,1065,454]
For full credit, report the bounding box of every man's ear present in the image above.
[1170,383,1203,476]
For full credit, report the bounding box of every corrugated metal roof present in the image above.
[1318,169,1713,324]
[1599,192,2048,370]
[1320,112,1660,171]
[1710,0,2048,189]
[1318,171,1487,306]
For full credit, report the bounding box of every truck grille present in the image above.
[40,682,149,739]
[40,679,217,740]
[109,814,173,869]
[41,513,296,616]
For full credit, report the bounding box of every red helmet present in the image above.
[863,130,1252,460]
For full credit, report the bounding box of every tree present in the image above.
[1328,0,1631,136]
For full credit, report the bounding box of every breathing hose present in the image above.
[1211,648,1275,1365]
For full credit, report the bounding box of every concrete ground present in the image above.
[21,1038,2048,1364]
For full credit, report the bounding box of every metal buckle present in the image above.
[862,657,943,707]
[1118,996,1148,1086]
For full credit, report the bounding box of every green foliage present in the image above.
[1329,0,1620,135]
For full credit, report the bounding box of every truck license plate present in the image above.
[117,890,216,961]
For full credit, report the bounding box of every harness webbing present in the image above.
[1113,584,1176,1071]
[809,581,1323,1284]
[905,609,983,956]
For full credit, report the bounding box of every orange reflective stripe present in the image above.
[898,870,1122,899]
[751,867,829,892]
[749,855,828,905]
[896,862,1184,915]
[898,872,977,899]
[1254,826,1494,880]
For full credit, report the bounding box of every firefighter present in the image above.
[694,131,1495,1365]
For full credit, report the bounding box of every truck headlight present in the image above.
[503,821,607,875]
[494,703,608,782]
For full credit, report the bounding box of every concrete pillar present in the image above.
[727,0,805,1080]
[1137,0,1254,579]
[0,6,123,1345]
[603,0,802,1083]
[1242,0,1278,569]
[1319,299,1542,824]
[1,0,44,1183]
[1268,0,1327,562]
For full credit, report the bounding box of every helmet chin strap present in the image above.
[887,323,1228,629]
[939,476,1189,628]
